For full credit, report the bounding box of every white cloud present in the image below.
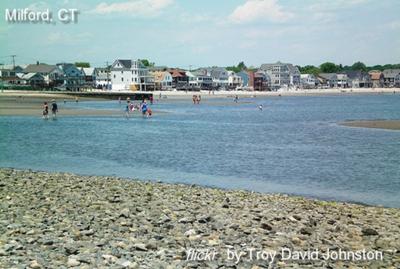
[47,32,92,44]
[92,0,174,16]
[229,0,293,24]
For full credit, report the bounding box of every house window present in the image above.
[113,74,116,78]
[121,78,124,82]
[121,71,123,74]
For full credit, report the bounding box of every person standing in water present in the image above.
[75,96,79,103]
[42,102,49,119]
[258,104,263,111]
[51,100,58,119]
[234,95,239,103]
[141,100,148,117]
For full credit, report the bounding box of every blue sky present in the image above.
[1,0,400,68]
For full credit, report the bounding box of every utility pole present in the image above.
[105,61,110,90]
[11,55,16,69]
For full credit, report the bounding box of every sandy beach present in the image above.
[0,168,399,268]
[340,120,400,130]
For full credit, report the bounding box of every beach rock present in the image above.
[67,257,80,267]
[29,260,42,269]
[260,222,273,231]
[362,228,379,236]
[299,227,313,235]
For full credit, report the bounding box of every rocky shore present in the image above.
[1,169,399,268]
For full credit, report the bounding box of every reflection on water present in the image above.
[1,94,400,207]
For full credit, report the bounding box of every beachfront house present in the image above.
[94,68,111,90]
[16,73,45,87]
[0,68,17,84]
[288,64,301,87]
[248,70,270,91]
[336,73,349,88]
[236,71,250,90]
[345,71,372,88]
[369,71,384,88]
[168,69,188,90]
[383,69,400,87]
[80,67,95,88]
[300,74,318,89]
[316,73,338,88]
[110,59,154,91]
[186,70,213,90]
[199,67,229,89]
[23,63,64,87]
[227,71,243,90]
[56,63,85,91]
[151,71,173,91]
[259,62,291,90]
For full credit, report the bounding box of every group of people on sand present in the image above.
[42,100,58,119]
[125,97,152,118]
[192,95,201,104]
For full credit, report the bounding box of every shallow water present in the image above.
[1,94,400,207]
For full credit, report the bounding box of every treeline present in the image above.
[298,62,400,75]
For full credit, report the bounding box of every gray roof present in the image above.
[116,60,132,68]
[383,69,400,79]
[344,70,370,80]
[260,61,288,69]
[24,64,58,73]
[318,73,337,80]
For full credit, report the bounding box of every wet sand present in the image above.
[0,93,119,117]
[341,120,400,130]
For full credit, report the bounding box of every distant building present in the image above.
[56,63,85,91]
[151,71,173,90]
[227,71,243,89]
[368,71,384,88]
[186,70,212,90]
[16,73,45,87]
[200,67,229,89]
[248,70,270,91]
[336,73,349,88]
[23,63,64,87]
[345,71,372,88]
[300,74,318,89]
[168,69,188,90]
[288,64,301,86]
[0,68,17,84]
[259,62,291,90]
[236,71,250,89]
[94,68,111,90]
[110,59,154,91]
[317,73,337,88]
[80,67,95,88]
[382,69,400,87]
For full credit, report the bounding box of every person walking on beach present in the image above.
[118,96,121,104]
[75,97,79,103]
[234,95,239,103]
[42,102,49,119]
[51,100,58,119]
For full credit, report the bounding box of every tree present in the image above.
[319,62,339,73]
[226,62,247,73]
[299,65,320,75]
[75,62,90,68]
[351,61,367,72]
[140,59,155,67]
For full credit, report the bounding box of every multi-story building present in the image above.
[300,74,317,89]
[94,67,111,90]
[368,71,384,88]
[168,69,188,90]
[151,71,173,91]
[227,71,243,89]
[248,70,270,91]
[110,59,154,91]
[23,63,64,87]
[56,63,85,91]
[317,73,338,88]
[259,62,291,90]
[186,70,212,90]
[201,67,229,89]
[336,73,349,88]
[382,69,400,87]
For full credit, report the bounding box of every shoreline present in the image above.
[1,168,399,268]
[340,120,400,130]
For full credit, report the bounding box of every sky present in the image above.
[1,0,400,69]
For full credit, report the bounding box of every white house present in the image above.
[186,70,213,90]
[300,74,317,88]
[227,71,243,89]
[336,74,349,88]
[111,59,153,91]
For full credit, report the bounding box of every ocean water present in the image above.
[1,94,400,207]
